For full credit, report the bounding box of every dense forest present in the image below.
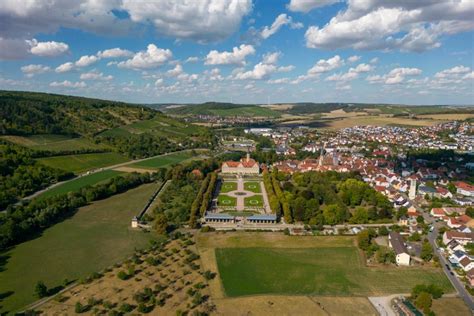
[270,170,393,225]
[0,141,73,209]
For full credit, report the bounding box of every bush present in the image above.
[200,226,215,233]
[119,303,134,313]
[117,270,130,280]
[203,270,216,280]
[75,302,87,314]
[35,281,48,298]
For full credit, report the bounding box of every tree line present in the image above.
[0,141,73,210]
[0,172,153,249]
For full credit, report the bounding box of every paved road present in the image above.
[428,226,474,310]
[18,149,208,202]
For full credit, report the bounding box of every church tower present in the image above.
[409,179,417,200]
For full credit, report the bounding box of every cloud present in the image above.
[325,63,372,82]
[55,62,74,73]
[50,80,86,88]
[27,39,69,57]
[262,52,281,65]
[80,70,113,81]
[121,0,252,43]
[308,55,343,75]
[0,37,31,60]
[370,57,379,64]
[185,56,199,63]
[304,1,474,52]
[21,64,50,77]
[261,14,303,39]
[235,62,277,80]
[434,65,471,78]
[205,44,255,66]
[75,55,99,67]
[367,67,422,85]
[287,0,341,13]
[118,44,172,69]
[167,64,184,77]
[347,55,360,63]
[97,48,133,58]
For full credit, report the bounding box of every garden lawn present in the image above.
[37,170,124,200]
[218,195,237,207]
[244,182,261,193]
[244,195,264,207]
[220,182,237,193]
[216,247,452,297]
[129,151,195,170]
[0,183,158,314]
[37,152,129,174]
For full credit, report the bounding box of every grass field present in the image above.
[129,151,196,170]
[197,233,452,299]
[244,195,264,207]
[224,211,259,217]
[0,183,158,314]
[36,170,124,200]
[0,134,110,152]
[244,181,261,193]
[431,297,470,315]
[37,152,129,174]
[218,194,237,207]
[220,182,237,193]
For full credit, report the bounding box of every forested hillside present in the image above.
[0,90,156,136]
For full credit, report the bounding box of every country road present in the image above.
[19,149,209,202]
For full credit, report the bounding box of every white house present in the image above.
[389,231,410,266]
[455,182,474,197]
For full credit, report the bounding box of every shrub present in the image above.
[75,302,86,314]
[117,270,130,280]
[34,281,48,298]
[119,303,134,313]
[203,270,216,280]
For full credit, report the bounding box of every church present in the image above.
[221,153,260,174]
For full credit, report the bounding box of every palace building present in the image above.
[221,153,260,175]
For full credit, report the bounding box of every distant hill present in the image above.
[0,90,156,136]
[163,102,281,117]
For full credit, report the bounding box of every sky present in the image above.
[0,0,473,105]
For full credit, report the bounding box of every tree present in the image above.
[421,241,433,261]
[351,207,369,224]
[396,207,408,220]
[408,232,421,242]
[378,226,389,236]
[415,292,432,314]
[357,230,371,251]
[35,281,48,298]
[466,207,474,218]
[154,213,168,235]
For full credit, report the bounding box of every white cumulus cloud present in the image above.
[261,14,303,39]
[50,80,86,88]
[55,62,74,73]
[308,55,343,75]
[80,70,113,81]
[287,0,341,13]
[28,39,69,57]
[75,55,99,67]
[205,44,255,66]
[97,48,133,58]
[21,64,50,77]
[118,44,172,70]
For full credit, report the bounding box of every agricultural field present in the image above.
[0,134,110,152]
[220,181,237,193]
[197,233,452,300]
[217,195,237,207]
[37,152,130,174]
[417,113,474,120]
[36,170,124,200]
[319,115,443,129]
[243,181,261,193]
[244,195,264,207]
[129,151,199,170]
[98,116,207,140]
[0,183,159,314]
[35,235,214,316]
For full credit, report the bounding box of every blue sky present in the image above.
[0,0,473,105]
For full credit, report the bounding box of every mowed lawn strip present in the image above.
[130,151,195,170]
[37,170,125,200]
[37,152,130,174]
[1,135,111,152]
[244,182,261,193]
[220,182,237,193]
[215,247,452,297]
[0,183,158,314]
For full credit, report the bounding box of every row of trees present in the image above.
[270,172,292,223]
[189,174,212,228]
[0,141,73,209]
[263,171,282,218]
[200,173,217,216]
[0,172,153,249]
